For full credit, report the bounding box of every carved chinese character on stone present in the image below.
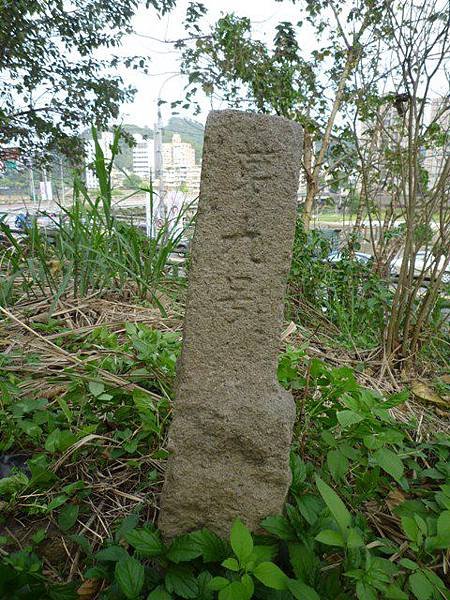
[159,110,303,538]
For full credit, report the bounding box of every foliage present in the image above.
[0,0,175,162]
[0,333,448,599]
[288,219,390,348]
[0,127,190,308]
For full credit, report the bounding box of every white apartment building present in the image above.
[161,133,200,194]
[85,131,114,189]
[132,134,154,180]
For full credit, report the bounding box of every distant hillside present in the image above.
[163,117,204,161]
[82,118,204,172]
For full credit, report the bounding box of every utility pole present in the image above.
[29,156,36,204]
[60,157,66,205]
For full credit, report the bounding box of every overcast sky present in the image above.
[117,0,449,129]
[118,0,316,127]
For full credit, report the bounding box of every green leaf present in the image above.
[327,449,349,482]
[373,448,404,483]
[190,529,229,563]
[261,515,295,540]
[230,519,253,565]
[253,562,288,590]
[96,545,129,562]
[165,565,199,599]
[125,527,164,557]
[88,381,105,397]
[436,510,450,542]
[315,529,345,547]
[240,574,254,598]
[401,516,419,542]
[166,534,202,563]
[222,558,239,571]
[385,585,409,600]
[45,429,76,453]
[208,577,230,591]
[408,571,434,600]
[356,581,377,600]
[288,579,320,600]
[337,410,364,428]
[147,586,173,599]
[115,556,144,600]
[315,476,351,534]
[218,581,250,600]
[57,504,79,531]
[347,528,364,549]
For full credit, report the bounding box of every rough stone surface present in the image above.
[159,110,303,539]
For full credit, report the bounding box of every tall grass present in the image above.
[0,127,190,312]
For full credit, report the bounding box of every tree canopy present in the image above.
[0,0,175,163]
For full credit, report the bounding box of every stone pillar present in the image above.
[159,110,303,539]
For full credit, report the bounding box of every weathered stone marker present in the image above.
[159,110,302,538]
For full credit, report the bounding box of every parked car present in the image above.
[326,251,373,265]
[391,251,450,283]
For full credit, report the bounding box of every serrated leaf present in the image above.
[337,410,364,428]
[373,448,404,483]
[208,577,230,591]
[147,586,172,599]
[288,579,320,600]
[166,534,202,563]
[315,528,345,547]
[95,545,129,562]
[115,556,144,600]
[57,504,79,531]
[327,449,349,481]
[260,515,295,540]
[253,561,288,590]
[315,476,351,534]
[230,519,253,564]
[356,581,377,600]
[165,565,199,599]
[125,527,164,557]
[190,529,229,563]
[218,581,249,600]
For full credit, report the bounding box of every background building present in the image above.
[132,134,154,180]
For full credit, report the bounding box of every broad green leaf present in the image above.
[88,381,105,397]
[373,448,404,483]
[96,545,129,562]
[260,515,295,540]
[208,577,230,591]
[385,585,409,600]
[288,579,320,600]
[218,581,250,600]
[230,519,253,565]
[165,565,199,599]
[57,504,79,531]
[241,574,254,598]
[347,528,364,549]
[327,449,349,481]
[147,586,172,599]
[356,581,377,600]
[315,476,351,534]
[408,571,434,600]
[315,529,345,547]
[436,510,450,542]
[190,529,229,563]
[401,516,419,541]
[253,561,288,590]
[115,556,144,600]
[166,534,202,563]
[125,528,164,557]
[222,558,239,571]
[337,410,364,428]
